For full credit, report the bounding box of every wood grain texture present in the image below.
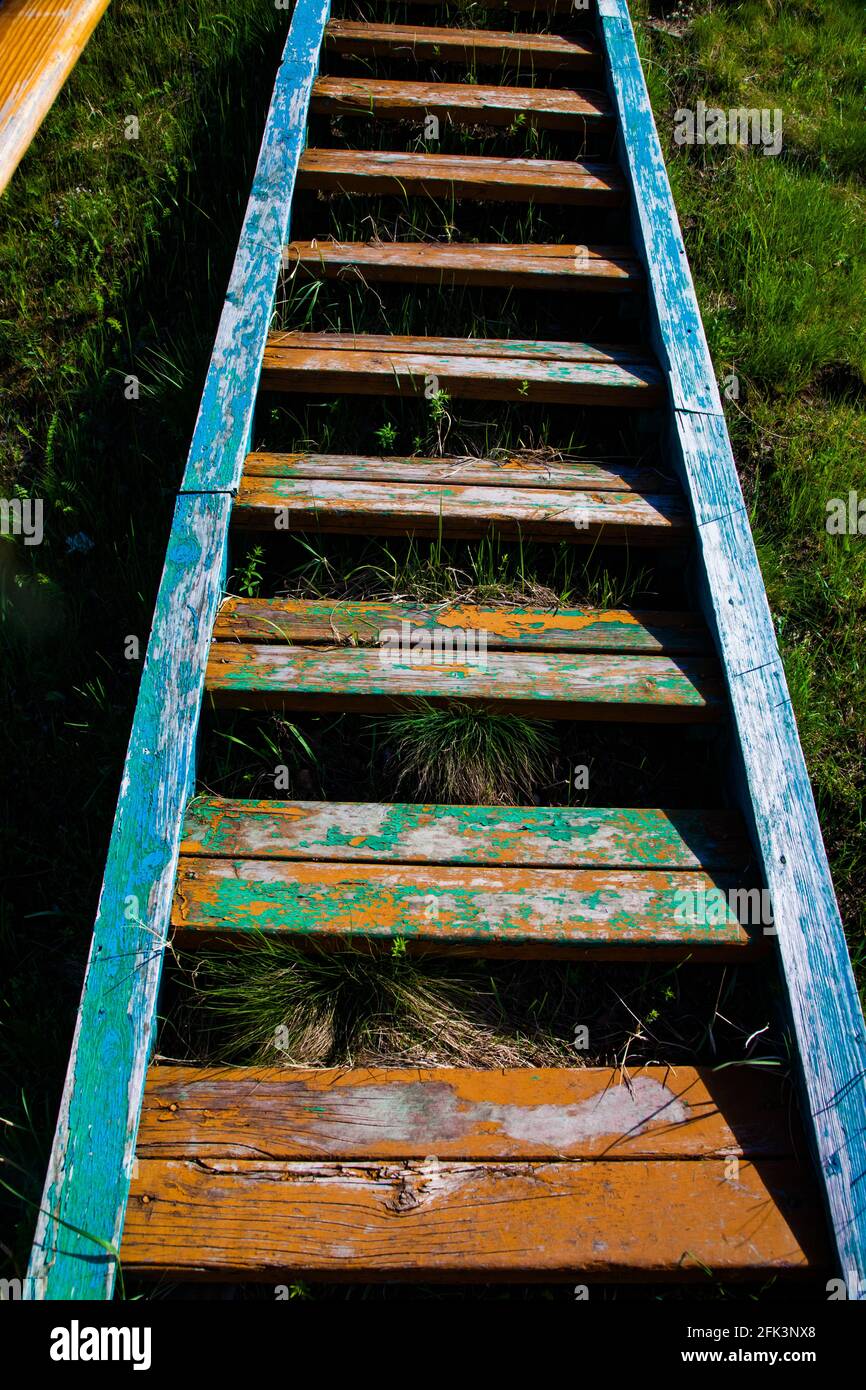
[233,476,685,542]
[243,450,674,492]
[180,0,331,492]
[310,76,612,129]
[297,148,626,204]
[600,6,720,414]
[323,20,600,71]
[0,0,111,196]
[204,644,724,719]
[212,598,710,654]
[137,1065,798,1161]
[180,799,751,871]
[172,857,756,954]
[285,239,640,291]
[266,330,651,363]
[259,332,663,406]
[25,494,232,1300]
[122,1156,825,1279]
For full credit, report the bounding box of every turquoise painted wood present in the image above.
[25,0,331,1300]
[599,0,866,1292]
[181,0,331,495]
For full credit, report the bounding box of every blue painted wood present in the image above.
[26,493,232,1299]
[26,0,331,1300]
[181,0,331,495]
[599,4,866,1292]
[599,2,721,416]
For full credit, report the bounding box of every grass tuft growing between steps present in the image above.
[377,701,557,804]
[167,938,783,1073]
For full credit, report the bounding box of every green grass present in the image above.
[378,701,557,803]
[634,0,866,965]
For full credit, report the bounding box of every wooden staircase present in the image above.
[27,0,866,1299]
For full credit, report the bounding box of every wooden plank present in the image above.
[213,598,710,655]
[599,4,719,414]
[205,645,725,719]
[323,21,600,72]
[243,450,672,491]
[180,799,751,871]
[233,476,686,543]
[25,495,232,1301]
[297,148,626,205]
[172,857,756,954]
[137,1065,797,1161]
[674,412,866,1295]
[179,0,330,493]
[259,335,663,406]
[26,0,332,1301]
[0,0,111,196]
[310,77,612,130]
[122,1156,825,1279]
[266,331,650,364]
[285,240,641,292]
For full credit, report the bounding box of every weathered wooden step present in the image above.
[234,475,684,543]
[137,1066,793,1160]
[172,858,754,956]
[285,241,641,292]
[243,450,673,491]
[260,332,663,407]
[205,644,723,719]
[213,599,710,655]
[181,799,751,871]
[125,1067,825,1279]
[324,21,599,72]
[297,149,625,205]
[310,77,612,130]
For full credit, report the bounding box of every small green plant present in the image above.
[234,544,265,598]
[427,388,452,451]
[374,419,398,451]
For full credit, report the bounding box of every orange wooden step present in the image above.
[297,148,626,204]
[212,598,711,655]
[124,1066,826,1280]
[260,332,663,407]
[323,20,600,72]
[310,76,612,130]
[285,241,641,292]
[242,450,673,491]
